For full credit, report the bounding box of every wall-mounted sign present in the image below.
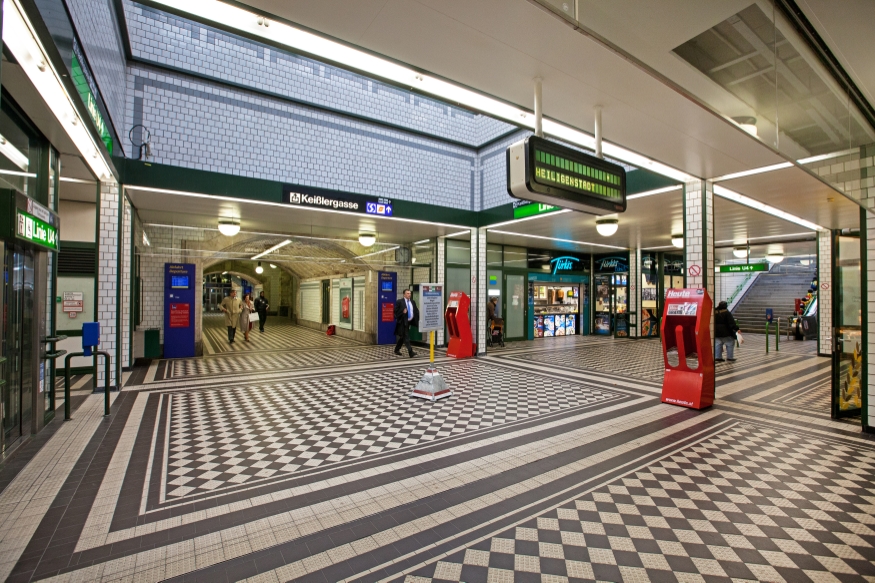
[507,135,626,215]
[62,292,84,318]
[513,200,561,220]
[283,184,392,217]
[550,256,580,275]
[72,44,114,155]
[594,254,629,273]
[16,210,59,251]
[716,263,768,273]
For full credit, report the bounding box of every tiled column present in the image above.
[473,228,487,355]
[818,230,833,356]
[864,211,874,432]
[684,179,715,337]
[628,248,641,338]
[98,180,120,387]
[436,236,446,347]
[120,195,132,369]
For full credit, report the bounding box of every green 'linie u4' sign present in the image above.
[717,263,768,273]
[16,210,58,251]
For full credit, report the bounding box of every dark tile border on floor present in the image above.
[0,395,91,498]
[7,392,138,582]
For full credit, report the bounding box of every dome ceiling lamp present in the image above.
[671,234,684,248]
[358,233,376,247]
[218,218,240,237]
[595,217,618,237]
[733,247,748,259]
[255,261,264,274]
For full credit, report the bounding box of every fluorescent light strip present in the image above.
[144,222,401,247]
[2,0,112,180]
[129,186,470,230]
[489,229,626,250]
[60,176,96,184]
[715,232,815,244]
[626,185,683,200]
[146,0,695,184]
[712,162,793,182]
[358,246,400,259]
[713,185,823,231]
[486,209,572,230]
[797,148,858,165]
[0,168,36,178]
[445,230,471,238]
[251,239,292,260]
[0,133,29,171]
[641,245,680,251]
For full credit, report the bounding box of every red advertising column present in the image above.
[660,288,715,409]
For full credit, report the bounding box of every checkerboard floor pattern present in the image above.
[509,339,668,382]
[409,422,875,583]
[771,375,831,413]
[169,344,426,378]
[164,362,618,498]
[202,314,360,354]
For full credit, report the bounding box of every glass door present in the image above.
[832,234,862,418]
[504,274,526,340]
[593,274,611,335]
[613,273,629,338]
[4,245,35,444]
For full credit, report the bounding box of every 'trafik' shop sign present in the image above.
[594,254,629,273]
[282,184,392,217]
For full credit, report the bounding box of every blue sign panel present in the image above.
[377,272,397,345]
[82,321,100,356]
[164,263,196,358]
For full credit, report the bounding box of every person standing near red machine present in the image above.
[394,289,419,357]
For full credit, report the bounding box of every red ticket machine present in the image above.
[660,288,714,409]
[446,291,474,358]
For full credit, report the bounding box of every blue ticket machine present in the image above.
[377,272,397,344]
[164,263,196,358]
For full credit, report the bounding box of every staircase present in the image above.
[731,260,815,332]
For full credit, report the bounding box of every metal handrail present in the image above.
[724,272,754,305]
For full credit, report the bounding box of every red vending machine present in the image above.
[446,291,474,358]
[660,288,714,409]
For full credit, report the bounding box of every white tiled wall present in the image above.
[97,181,120,386]
[867,211,875,428]
[684,179,715,339]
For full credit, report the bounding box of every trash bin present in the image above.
[144,328,161,359]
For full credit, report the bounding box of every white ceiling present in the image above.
[238,0,864,230]
[125,187,471,245]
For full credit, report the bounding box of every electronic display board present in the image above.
[507,136,627,215]
[171,275,190,289]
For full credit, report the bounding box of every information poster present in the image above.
[418,283,444,332]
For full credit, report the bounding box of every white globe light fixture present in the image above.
[671,234,684,248]
[767,252,784,263]
[358,233,376,247]
[255,261,264,274]
[733,247,748,259]
[218,219,240,237]
[269,263,277,269]
[732,116,758,137]
[595,218,619,237]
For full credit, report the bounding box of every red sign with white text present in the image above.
[660,288,714,410]
[381,302,394,323]
[169,303,190,328]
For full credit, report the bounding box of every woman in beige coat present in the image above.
[240,293,255,342]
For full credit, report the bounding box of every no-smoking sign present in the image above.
[688,265,702,277]
[821,282,829,290]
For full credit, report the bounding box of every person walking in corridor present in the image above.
[714,301,740,362]
[254,291,269,333]
[240,292,254,342]
[394,289,418,357]
[220,289,243,344]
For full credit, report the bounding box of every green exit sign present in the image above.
[513,202,561,219]
[717,263,768,273]
[16,210,59,251]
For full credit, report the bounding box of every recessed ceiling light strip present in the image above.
[146,0,695,184]
[486,209,572,230]
[712,162,793,182]
[251,239,292,259]
[713,185,823,231]
[625,185,683,200]
[488,229,626,250]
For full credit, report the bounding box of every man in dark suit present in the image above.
[394,289,418,357]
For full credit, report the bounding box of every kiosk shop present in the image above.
[526,250,589,339]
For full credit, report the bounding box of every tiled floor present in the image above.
[0,333,871,583]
